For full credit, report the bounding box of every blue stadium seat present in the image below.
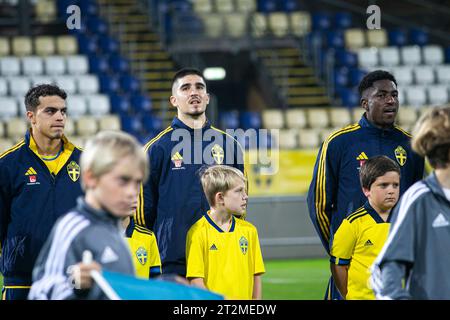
[334,12,352,29]
[327,30,344,48]
[76,33,98,55]
[280,0,299,12]
[349,68,366,87]
[89,56,109,74]
[240,111,262,130]
[169,0,193,12]
[312,12,332,30]
[121,115,143,136]
[87,17,108,34]
[220,111,240,129]
[334,67,349,88]
[110,93,131,115]
[99,36,119,54]
[99,74,120,94]
[130,94,152,113]
[109,55,130,73]
[257,0,277,12]
[388,29,408,46]
[445,46,450,63]
[335,49,357,67]
[78,0,99,16]
[409,28,428,46]
[142,114,163,132]
[120,75,140,93]
[339,88,359,107]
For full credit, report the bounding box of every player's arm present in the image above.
[307,141,338,253]
[149,232,162,278]
[135,145,163,229]
[252,274,262,300]
[330,264,348,298]
[0,162,11,253]
[190,277,207,289]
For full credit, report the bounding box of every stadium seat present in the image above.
[142,114,163,132]
[236,0,256,12]
[388,29,408,46]
[66,95,88,118]
[334,12,352,29]
[8,77,31,96]
[66,55,89,74]
[121,115,142,135]
[34,36,55,56]
[89,56,109,74]
[31,75,53,87]
[285,108,307,128]
[410,28,428,46]
[404,86,427,107]
[69,136,85,148]
[110,93,131,115]
[215,0,234,12]
[86,94,110,116]
[44,56,66,75]
[357,47,379,68]
[240,111,261,130]
[379,47,400,66]
[64,118,76,136]
[0,56,20,76]
[413,66,435,85]
[262,109,284,129]
[224,14,247,38]
[0,78,7,95]
[35,0,57,23]
[98,114,121,131]
[329,107,352,127]
[76,75,100,94]
[251,13,268,37]
[340,88,359,107]
[307,108,329,128]
[0,97,18,119]
[0,37,10,56]
[22,56,44,76]
[327,30,344,48]
[130,94,152,113]
[76,116,98,136]
[53,76,77,94]
[98,36,119,54]
[76,34,98,55]
[120,75,140,93]
[200,14,224,38]
[422,45,444,65]
[6,117,27,139]
[220,111,240,129]
[298,129,320,148]
[0,138,13,153]
[87,17,108,34]
[289,11,311,37]
[344,28,365,50]
[427,86,449,105]
[335,49,357,67]
[11,36,32,56]
[319,127,337,143]
[436,65,450,84]
[257,0,277,12]
[193,0,212,13]
[99,74,120,94]
[401,46,422,65]
[366,29,387,47]
[312,12,331,30]
[269,12,289,37]
[397,107,417,127]
[109,55,129,73]
[391,66,414,85]
[277,129,298,149]
[351,107,365,122]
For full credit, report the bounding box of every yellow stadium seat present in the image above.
[397,107,418,127]
[351,107,365,122]
[329,107,352,128]
[0,138,14,153]
[298,129,320,149]
[193,0,212,13]
[345,28,366,50]
[98,115,121,131]
[366,29,387,47]
[307,108,329,128]
[34,36,55,56]
[269,12,289,37]
[251,13,267,38]
[277,129,298,149]
[200,14,224,38]
[289,11,311,37]
[285,108,307,128]
[12,36,33,56]
[262,109,284,129]
[35,0,57,23]
[64,118,76,136]
[0,37,10,56]
[6,118,28,140]
[56,35,78,55]
[224,14,247,38]
[76,116,98,136]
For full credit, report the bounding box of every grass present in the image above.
[262,258,329,300]
[0,258,329,300]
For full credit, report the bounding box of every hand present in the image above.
[69,261,101,290]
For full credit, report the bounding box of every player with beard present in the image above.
[135,68,245,277]
[307,70,424,300]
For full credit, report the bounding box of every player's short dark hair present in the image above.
[358,70,397,96]
[360,155,401,190]
[171,67,206,88]
[25,84,67,112]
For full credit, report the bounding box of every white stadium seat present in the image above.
[53,76,77,94]
[44,56,66,75]
[22,56,44,76]
[436,65,450,84]
[413,65,435,85]
[379,47,400,66]
[66,95,87,118]
[391,66,413,85]
[86,94,110,116]
[0,56,20,76]
[357,47,379,68]
[0,78,8,95]
[0,97,18,119]
[404,86,427,107]
[401,46,422,65]
[66,55,89,75]
[422,45,444,65]
[427,86,449,105]
[76,75,99,94]
[8,77,30,96]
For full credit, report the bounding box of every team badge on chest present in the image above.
[211,144,224,165]
[239,236,248,255]
[394,146,407,166]
[66,161,80,182]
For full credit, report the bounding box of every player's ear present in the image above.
[215,191,225,206]
[82,169,98,189]
[169,95,177,107]
[362,186,371,198]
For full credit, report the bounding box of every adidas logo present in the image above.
[432,213,449,228]
[25,167,37,175]
[210,244,218,251]
[356,152,369,161]
[100,246,119,264]
[364,239,373,246]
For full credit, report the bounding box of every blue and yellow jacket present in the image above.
[135,117,245,276]
[0,131,83,286]
[307,114,424,254]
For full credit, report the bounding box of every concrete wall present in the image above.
[246,196,327,260]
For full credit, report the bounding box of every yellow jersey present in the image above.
[330,202,391,300]
[125,221,162,279]
[186,211,265,300]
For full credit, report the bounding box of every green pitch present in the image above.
[262,258,329,300]
[0,258,329,300]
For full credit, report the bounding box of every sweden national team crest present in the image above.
[394,146,407,166]
[136,247,148,265]
[239,236,248,255]
[211,144,224,165]
[66,161,80,182]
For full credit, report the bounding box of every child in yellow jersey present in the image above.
[330,155,400,300]
[186,165,265,300]
[123,214,162,279]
